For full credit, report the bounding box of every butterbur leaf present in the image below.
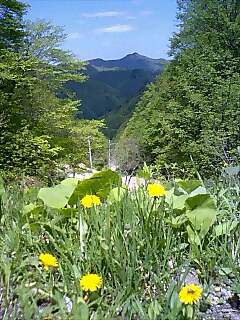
[61,178,79,187]
[38,184,76,209]
[69,170,121,205]
[185,193,214,210]
[171,195,188,211]
[187,207,217,238]
[189,186,207,197]
[186,225,201,246]
[177,180,202,194]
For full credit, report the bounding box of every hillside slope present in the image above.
[67,53,168,137]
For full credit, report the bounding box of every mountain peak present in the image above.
[129,52,140,56]
[124,52,143,59]
[89,53,168,73]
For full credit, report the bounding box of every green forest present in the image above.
[119,0,240,178]
[0,0,107,179]
[0,0,240,319]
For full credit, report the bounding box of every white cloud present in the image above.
[96,24,134,33]
[67,32,82,40]
[82,11,124,18]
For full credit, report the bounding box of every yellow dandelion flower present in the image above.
[80,274,102,292]
[81,195,101,208]
[39,253,58,271]
[147,183,167,197]
[179,283,202,304]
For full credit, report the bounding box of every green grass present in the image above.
[0,176,239,319]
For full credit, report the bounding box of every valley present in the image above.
[67,53,168,137]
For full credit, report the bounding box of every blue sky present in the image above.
[24,0,178,61]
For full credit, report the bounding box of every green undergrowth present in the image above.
[0,171,239,319]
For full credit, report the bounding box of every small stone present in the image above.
[208,294,220,305]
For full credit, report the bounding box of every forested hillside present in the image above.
[0,1,107,178]
[67,53,168,137]
[119,0,240,177]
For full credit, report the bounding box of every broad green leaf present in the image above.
[186,225,201,246]
[172,195,188,211]
[38,183,76,209]
[177,180,202,194]
[165,187,188,211]
[189,186,207,197]
[69,169,121,205]
[186,207,217,238]
[185,193,215,210]
[214,221,238,237]
[61,178,79,187]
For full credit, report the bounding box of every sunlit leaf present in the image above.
[38,184,75,209]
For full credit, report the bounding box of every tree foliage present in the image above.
[0,0,27,50]
[121,0,240,177]
[0,2,107,178]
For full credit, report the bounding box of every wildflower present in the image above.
[81,195,101,208]
[147,183,167,197]
[179,283,202,304]
[39,253,58,271]
[80,274,102,292]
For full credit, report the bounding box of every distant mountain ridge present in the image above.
[67,53,168,137]
[88,52,167,73]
